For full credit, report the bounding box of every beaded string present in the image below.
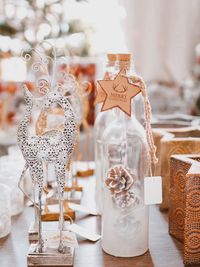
[121,74,158,175]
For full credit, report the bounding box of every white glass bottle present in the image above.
[101,54,149,257]
[94,54,117,213]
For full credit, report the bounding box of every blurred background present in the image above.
[0,0,200,157]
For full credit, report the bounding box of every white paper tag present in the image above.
[68,202,99,216]
[144,176,162,205]
[68,223,101,242]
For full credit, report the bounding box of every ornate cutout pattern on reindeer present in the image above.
[18,45,78,254]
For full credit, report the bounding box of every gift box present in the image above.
[152,127,200,210]
[169,154,200,265]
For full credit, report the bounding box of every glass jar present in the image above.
[101,54,149,257]
[0,183,11,238]
[94,53,117,213]
[0,176,24,216]
[0,156,24,216]
[0,154,24,216]
[8,146,32,196]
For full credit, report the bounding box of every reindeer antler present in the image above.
[21,41,74,97]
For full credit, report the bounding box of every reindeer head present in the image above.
[23,84,33,105]
[23,84,71,112]
[21,44,83,124]
[43,91,61,108]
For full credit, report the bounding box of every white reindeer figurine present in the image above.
[18,83,78,253]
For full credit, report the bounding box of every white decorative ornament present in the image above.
[105,165,140,209]
[18,44,78,254]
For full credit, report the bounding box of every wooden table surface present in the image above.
[0,174,187,267]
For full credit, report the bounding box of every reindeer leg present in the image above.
[29,162,39,232]
[33,182,39,231]
[35,160,45,253]
[55,161,66,253]
[37,187,44,253]
[58,193,65,253]
[18,162,28,197]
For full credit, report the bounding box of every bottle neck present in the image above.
[112,61,138,119]
[104,60,116,79]
[115,60,131,72]
[114,60,136,78]
[106,60,116,68]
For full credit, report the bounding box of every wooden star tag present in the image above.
[97,71,141,116]
[94,72,110,105]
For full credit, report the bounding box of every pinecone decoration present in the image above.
[105,165,139,208]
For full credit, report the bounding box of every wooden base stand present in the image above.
[27,244,74,266]
[65,185,83,192]
[41,210,75,222]
[76,169,94,177]
[28,222,38,243]
[41,201,75,221]
[64,187,83,204]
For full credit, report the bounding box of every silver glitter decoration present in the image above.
[18,44,78,254]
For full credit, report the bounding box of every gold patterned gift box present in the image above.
[169,154,200,266]
[152,127,200,210]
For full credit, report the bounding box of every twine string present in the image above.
[121,74,158,175]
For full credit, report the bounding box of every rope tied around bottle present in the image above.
[121,74,158,174]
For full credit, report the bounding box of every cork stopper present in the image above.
[107,53,117,62]
[117,53,132,62]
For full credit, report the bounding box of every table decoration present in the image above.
[0,154,24,215]
[97,53,157,257]
[18,43,79,266]
[35,74,91,203]
[0,183,11,238]
[153,127,200,210]
[169,154,200,265]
